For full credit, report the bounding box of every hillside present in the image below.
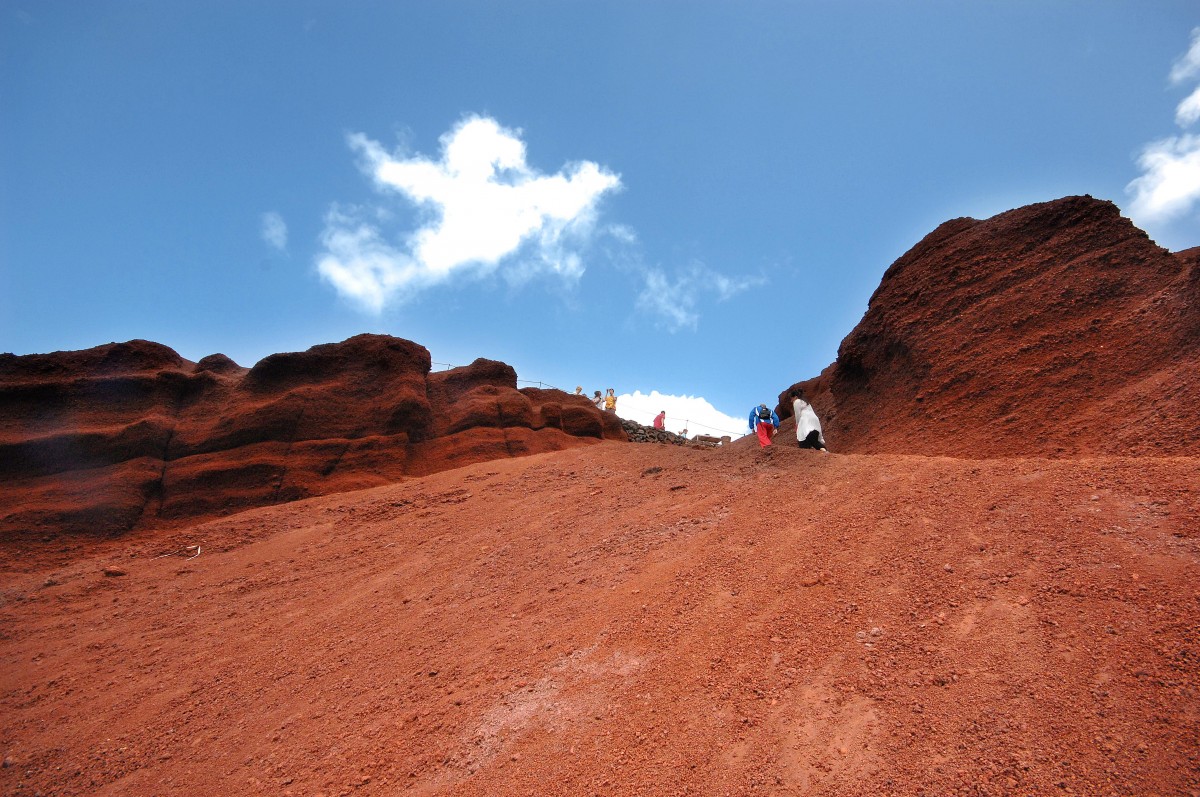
[2,194,1199,795]
[2,442,1197,795]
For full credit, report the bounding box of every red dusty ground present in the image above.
[2,442,1198,796]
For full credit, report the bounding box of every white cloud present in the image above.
[261,211,288,251]
[637,269,698,330]
[1168,28,1200,85]
[315,207,420,313]
[318,115,621,312]
[1125,31,1200,229]
[607,224,639,245]
[1176,86,1200,128]
[635,262,764,332]
[1126,134,1200,224]
[615,390,749,439]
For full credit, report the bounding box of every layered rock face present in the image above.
[780,196,1200,457]
[0,334,625,538]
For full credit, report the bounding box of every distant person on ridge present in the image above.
[575,386,584,396]
[791,390,828,453]
[604,388,617,413]
[653,410,666,430]
[592,390,604,410]
[748,403,780,448]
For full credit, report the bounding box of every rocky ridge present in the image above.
[0,334,624,543]
[779,196,1200,458]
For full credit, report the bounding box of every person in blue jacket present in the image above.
[748,403,780,447]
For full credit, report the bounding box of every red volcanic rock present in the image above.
[0,335,623,540]
[781,195,1200,457]
[428,359,532,437]
[410,360,625,475]
[0,340,190,470]
[426,360,626,442]
[194,353,243,375]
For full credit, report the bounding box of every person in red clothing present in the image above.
[748,404,780,447]
[652,410,666,430]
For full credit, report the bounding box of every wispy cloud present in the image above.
[1175,86,1200,128]
[261,211,288,251]
[1127,135,1200,223]
[1126,28,1200,226]
[317,115,621,313]
[635,262,765,332]
[1168,27,1200,84]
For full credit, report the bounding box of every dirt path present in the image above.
[2,442,1198,795]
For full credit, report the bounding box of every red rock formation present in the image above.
[0,334,624,539]
[780,196,1200,457]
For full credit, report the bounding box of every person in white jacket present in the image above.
[791,390,828,453]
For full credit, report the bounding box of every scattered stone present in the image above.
[102,567,127,578]
[621,419,704,447]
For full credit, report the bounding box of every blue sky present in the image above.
[4,2,1199,438]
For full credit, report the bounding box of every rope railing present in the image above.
[432,361,561,391]
[614,398,746,439]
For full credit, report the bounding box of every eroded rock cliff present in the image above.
[780,196,1200,457]
[0,334,624,538]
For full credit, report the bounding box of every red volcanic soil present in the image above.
[2,443,1198,795]
[782,196,1200,458]
[2,195,1199,795]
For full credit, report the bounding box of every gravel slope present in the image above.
[2,441,1198,796]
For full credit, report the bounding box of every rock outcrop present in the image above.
[780,196,1200,458]
[0,334,625,539]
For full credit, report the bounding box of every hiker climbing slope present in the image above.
[748,403,780,448]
